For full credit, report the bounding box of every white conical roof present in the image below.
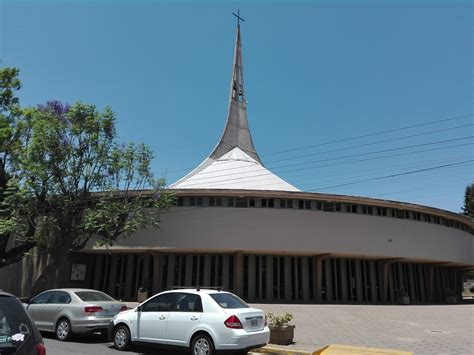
[169,24,299,192]
[170,147,299,191]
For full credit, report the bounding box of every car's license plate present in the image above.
[250,319,258,328]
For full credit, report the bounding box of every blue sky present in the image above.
[1,0,472,212]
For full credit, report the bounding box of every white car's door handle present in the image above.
[190,316,198,321]
[159,315,166,320]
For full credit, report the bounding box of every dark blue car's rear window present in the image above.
[0,296,34,350]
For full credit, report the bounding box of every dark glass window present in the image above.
[305,200,311,209]
[31,291,54,304]
[323,202,334,212]
[404,210,410,219]
[396,210,404,219]
[249,199,255,207]
[228,198,234,207]
[335,203,341,212]
[174,293,202,312]
[261,199,267,207]
[75,291,114,302]
[209,197,215,206]
[209,293,249,309]
[177,197,184,206]
[287,200,293,208]
[142,293,177,312]
[197,197,203,206]
[316,201,322,210]
[268,199,274,208]
[351,204,358,213]
[190,197,196,206]
[216,197,222,206]
[236,198,247,207]
[48,291,71,304]
[279,199,286,208]
[298,200,304,209]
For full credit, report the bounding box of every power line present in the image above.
[264,123,473,165]
[168,136,473,184]
[172,141,472,188]
[161,113,473,175]
[307,160,473,191]
[165,125,473,181]
[261,114,473,157]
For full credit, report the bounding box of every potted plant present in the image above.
[267,312,295,345]
[395,288,410,305]
[444,288,457,304]
[137,286,149,303]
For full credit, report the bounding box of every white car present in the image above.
[108,288,270,354]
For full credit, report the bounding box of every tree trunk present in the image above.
[30,239,71,297]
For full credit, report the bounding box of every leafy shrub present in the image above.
[267,312,293,327]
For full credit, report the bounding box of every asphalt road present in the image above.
[42,333,188,355]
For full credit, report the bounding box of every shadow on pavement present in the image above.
[42,332,188,354]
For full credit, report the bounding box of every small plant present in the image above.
[444,288,455,297]
[395,288,408,297]
[267,312,293,328]
[138,286,148,293]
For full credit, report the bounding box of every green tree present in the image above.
[461,183,473,217]
[0,67,36,267]
[0,92,174,295]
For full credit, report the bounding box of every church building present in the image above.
[2,20,473,305]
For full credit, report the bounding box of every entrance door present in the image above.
[136,293,177,344]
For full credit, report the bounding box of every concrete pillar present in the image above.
[284,256,291,301]
[152,253,162,295]
[185,255,193,286]
[124,255,135,300]
[234,252,244,297]
[248,255,255,301]
[222,255,229,290]
[108,255,118,297]
[325,259,333,302]
[166,255,175,290]
[266,256,273,302]
[92,255,104,291]
[142,254,151,286]
[302,257,310,303]
[203,255,211,286]
[314,256,324,303]
[369,261,377,303]
[340,259,348,303]
[355,260,363,302]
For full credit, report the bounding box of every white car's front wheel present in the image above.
[113,324,131,351]
[191,333,215,355]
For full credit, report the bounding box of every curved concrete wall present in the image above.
[107,207,474,265]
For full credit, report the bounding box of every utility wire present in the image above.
[307,160,473,191]
[172,141,472,188]
[162,113,473,175]
[169,136,473,184]
[166,126,473,181]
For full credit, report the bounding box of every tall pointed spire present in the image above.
[209,15,262,163]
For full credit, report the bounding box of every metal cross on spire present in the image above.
[232,9,245,26]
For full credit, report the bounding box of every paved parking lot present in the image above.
[44,304,474,355]
[257,303,474,355]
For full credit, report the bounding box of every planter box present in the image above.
[269,325,295,345]
[397,296,410,305]
[445,296,457,304]
[137,291,148,303]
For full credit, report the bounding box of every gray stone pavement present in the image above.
[43,303,473,355]
[255,303,474,355]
